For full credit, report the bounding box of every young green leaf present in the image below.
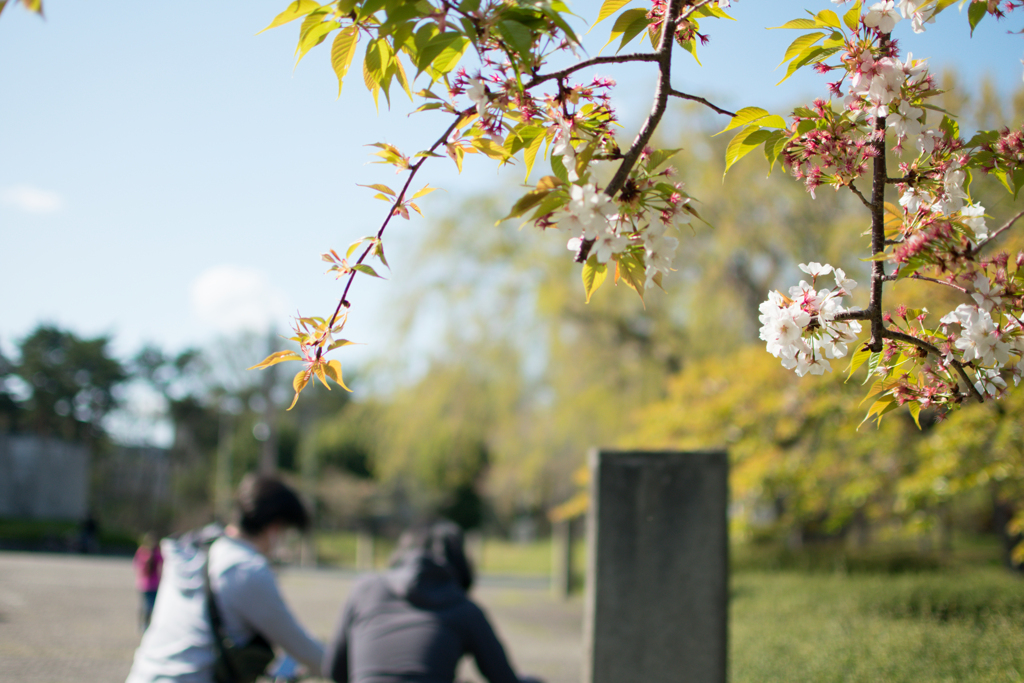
[248,350,302,370]
[724,126,774,175]
[968,0,986,35]
[715,107,771,136]
[769,18,817,29]
[842,0,862,31]
[330,25,359,96]
[258,0,321,35]
[778,32,825,68]
[593,0,633,28]
[324,359,352,392]
[287,370,311,411]
[411,184,437,199]
[352,264,385,278]
[582,255,607,303]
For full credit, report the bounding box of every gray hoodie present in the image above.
[126,526,323,683]
[324,549,520,683]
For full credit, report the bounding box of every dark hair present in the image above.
[234,474,310,535]
[390,520,474,591]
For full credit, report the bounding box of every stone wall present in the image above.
[0,435,90,520]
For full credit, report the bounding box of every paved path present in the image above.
[0,552,582,683]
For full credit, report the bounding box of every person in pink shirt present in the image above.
[133,533,163,631]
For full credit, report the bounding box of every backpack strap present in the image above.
[203,547,242,682]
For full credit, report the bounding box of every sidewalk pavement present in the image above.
[0,552,582,683]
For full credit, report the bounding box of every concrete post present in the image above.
[583,449,728,683]
[356,530,375,571]
[551,519,574,600]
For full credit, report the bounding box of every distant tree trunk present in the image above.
[847,508,870,549]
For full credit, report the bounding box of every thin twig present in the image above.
[318,107,473,358]
[882,328,984,403]
[846,182,872,210]
[666,88,735,117]
[881,272,968,293]
[975,209,1024,251]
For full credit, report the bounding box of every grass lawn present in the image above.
[730,569,1024,682]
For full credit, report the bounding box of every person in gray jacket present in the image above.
[126,475,324,683]
[324,520,540,683]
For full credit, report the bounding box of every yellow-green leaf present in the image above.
[352,263,384,278]
[523,130,545,181]
[845,343,871,381]
[614,252,646,302]
[324,359,352,391]
[715,106,771,136]
[288,370,311,411]
[473,137,510,161]
[842,0,862,31]
[582,255,607,303]
[249,350,302,370]
[603,8,649,53]
[778,32,825,68]
[769,18,816,29]
[593,0,633,28]
[536,175,564,191]
[501,189,553,222]
[814,9,840,28]
[724,126,774,175]
[411,184,437,199]
[330,25,359,97]
[258,0,321,34]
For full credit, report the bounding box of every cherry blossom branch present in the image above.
[882,328,985,403]
[574,0,686,264]
[976,209,1024,251]
[867,112,888,353]
[524,53,661,89]
[318,107,474,357]
[666,88,735,118]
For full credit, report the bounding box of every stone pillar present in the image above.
[583,449,728,683]
[551,519,574,600]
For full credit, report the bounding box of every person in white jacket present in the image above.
[126,475,324,683]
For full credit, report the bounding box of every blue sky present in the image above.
[2,0,1021,369]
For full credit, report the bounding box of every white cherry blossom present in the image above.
[467,78,488,117]
[865,1,900,33]
[961,203,988,241]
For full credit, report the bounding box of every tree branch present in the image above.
[575,0,686,263]
[833,309,871,321]
[666,88,735,118]
[867,114,888,353]
[882,328,985,403]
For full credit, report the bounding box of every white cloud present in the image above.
[0,184,64,213]
[190,265,289,335]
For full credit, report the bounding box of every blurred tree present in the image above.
[0,345,22,433]
[13,325,126,443]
